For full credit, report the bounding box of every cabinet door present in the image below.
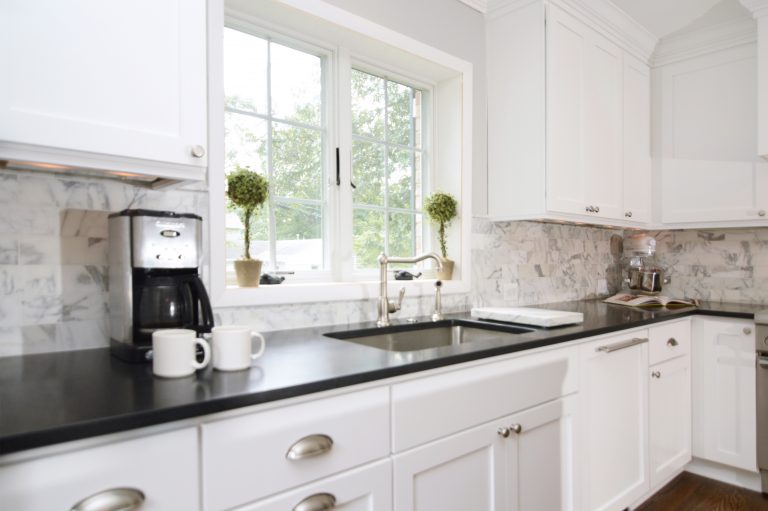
[509,396,578,511]
[579,333,649,511]
[584,31,624,220]
[239,460,391,511]
[692,318,757,472]
[649,356,691,488]
[622,55,651,223]
[546,5,588,216]
[0,428,199,511]
[393,418,507,511]
[0,0,207,168]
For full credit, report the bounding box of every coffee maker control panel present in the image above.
[132,215,201,269]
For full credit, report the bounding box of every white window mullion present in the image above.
[265,39,278,271]
[336,47,355,281]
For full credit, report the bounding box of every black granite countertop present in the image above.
[1,300,764,455]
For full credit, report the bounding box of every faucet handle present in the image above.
[388,287,406,313]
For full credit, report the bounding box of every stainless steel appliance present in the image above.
[756,311,768,493]
[109,209,214,362]
[622,234,670,295]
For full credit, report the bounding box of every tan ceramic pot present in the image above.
[234,259,262,287]
[437,258,454,280]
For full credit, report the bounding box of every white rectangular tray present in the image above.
[470,307,584,328]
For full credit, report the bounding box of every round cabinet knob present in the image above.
[191,145,206,158]
[585,206,592,213]
[625,211,633,218]
[651,371,661,379]
[497,427,511,438]
[759,210,766,217]
[594,206,600,213]
[510,423,522,434]
[744,327,753,335]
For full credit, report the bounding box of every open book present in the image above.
[604,293,699,308]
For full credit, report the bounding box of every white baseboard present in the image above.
[629,467,686,510]
[685,457,762,493]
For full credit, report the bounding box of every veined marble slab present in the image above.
[470,307,584,327]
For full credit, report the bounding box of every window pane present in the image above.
[387,80,412,146]
[388,212,415,258]
[353,208,384,269]
[272,122,322,200]
[274,201,323,271]
[224,112,267,174]
[223,28,267,114]
[351,70,385,139]
[388,147,414,210]
[225,207,270,266]
[414,89,423,150]
[271,42,322,126]
[352,140,385,207]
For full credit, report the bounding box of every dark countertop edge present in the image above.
[3,307,748,456]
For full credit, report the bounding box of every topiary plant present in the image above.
[226,165,269,260]
[424,192,458,259]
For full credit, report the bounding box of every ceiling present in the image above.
[610,0,749,39]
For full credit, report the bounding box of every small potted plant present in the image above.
[226,165,269,287]
[424,191,458,280]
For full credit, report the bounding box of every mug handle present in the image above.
[191,338,211,370]
[250,332,266,360]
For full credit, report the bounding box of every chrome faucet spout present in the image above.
[377,252,443,327]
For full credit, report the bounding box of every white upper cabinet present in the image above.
[486,0,655,226]
[0,0,207,182]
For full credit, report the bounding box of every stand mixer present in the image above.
[622,234,670,295]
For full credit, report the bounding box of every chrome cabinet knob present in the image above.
[585,205,593,213]
[498,427,511,438]
[744,327,753,335]
[625,211,633,218]
[594,206,600,213]
[293,493,336,511]
[667,338,678,347]
[191,145,206,158]
[510,423,522,434]
[651,371,661,378]
[759,210,766,217]
[71,488,145,511]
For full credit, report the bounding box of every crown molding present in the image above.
[652,17,756,67]
[458,0,488,13]
[739,0,768,18]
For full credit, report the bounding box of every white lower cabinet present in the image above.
[692,317,757,472]
[649,355,692,487]
[0,427,199,511]
[579,331,649,511]
[393,397,576,511]
[236,459,392,511]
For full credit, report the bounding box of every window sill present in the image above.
[210,277,469,308]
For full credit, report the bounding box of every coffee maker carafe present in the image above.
[109,209,214,362]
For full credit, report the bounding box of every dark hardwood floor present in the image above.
[636,472,768,511]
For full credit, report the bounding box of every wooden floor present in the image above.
[636,472,768,511]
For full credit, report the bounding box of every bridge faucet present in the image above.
[377,252,444,327]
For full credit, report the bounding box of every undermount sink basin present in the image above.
[324,320,533,352]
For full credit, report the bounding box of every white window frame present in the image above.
[208,0,473,307]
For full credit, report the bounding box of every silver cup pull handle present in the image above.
[70,487,145,511]
[667,338,679,347]
[293,493,337,511]
[286,434,334,460]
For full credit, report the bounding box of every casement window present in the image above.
[209,1,471,306]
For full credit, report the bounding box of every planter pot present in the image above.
[234,259,263,287]
[437,258,454,280]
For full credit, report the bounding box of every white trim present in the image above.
[740,0,768,19]
[685,458,762,492]
[652,18,757,68]
[458,0,489,13]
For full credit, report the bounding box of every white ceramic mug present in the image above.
[152,329,211,378]
[212,325,266,371]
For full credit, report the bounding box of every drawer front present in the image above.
[235,459,392,511]
[649,320,691,366]
[0,428,198,511]
[202,387,389,511]
[392,346,578,452]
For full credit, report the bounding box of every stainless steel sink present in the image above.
[325,321,533,352]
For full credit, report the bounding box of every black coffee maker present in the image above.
[108,209,214,362]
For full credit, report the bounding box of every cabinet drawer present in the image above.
[649,320,691,366]
[235,459,391,511]
[392,346,577,452]
[202,387,389,511]
[0,427,198,511]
